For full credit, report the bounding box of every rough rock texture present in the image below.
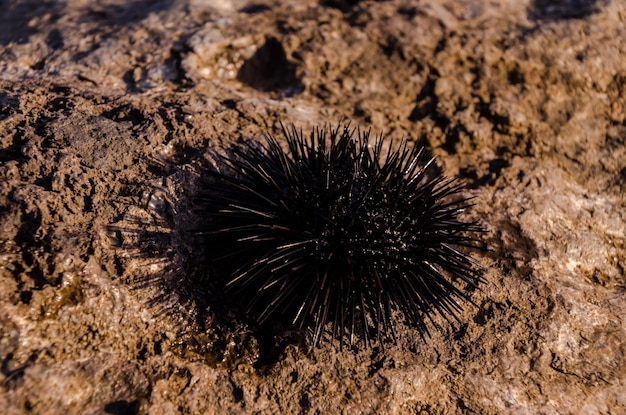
[1,0,625,414]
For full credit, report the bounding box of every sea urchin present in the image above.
[196,124,483,347]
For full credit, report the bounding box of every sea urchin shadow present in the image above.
[193,124,485,349]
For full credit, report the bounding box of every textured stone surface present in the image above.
[1,0,624,413]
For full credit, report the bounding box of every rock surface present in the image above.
[1,0,624,414]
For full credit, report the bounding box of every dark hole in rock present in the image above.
[529,0,607,20]
[239,4,271,14]
[237,37,301,93]
[320,0,362,12]
[104,399,141,415]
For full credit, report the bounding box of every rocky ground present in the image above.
[1,0,625,414]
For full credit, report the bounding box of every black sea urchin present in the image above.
[196,124,483,347]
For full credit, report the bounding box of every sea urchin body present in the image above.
[196,124,483,347]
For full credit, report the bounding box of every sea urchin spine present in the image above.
[196,124,483,347]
